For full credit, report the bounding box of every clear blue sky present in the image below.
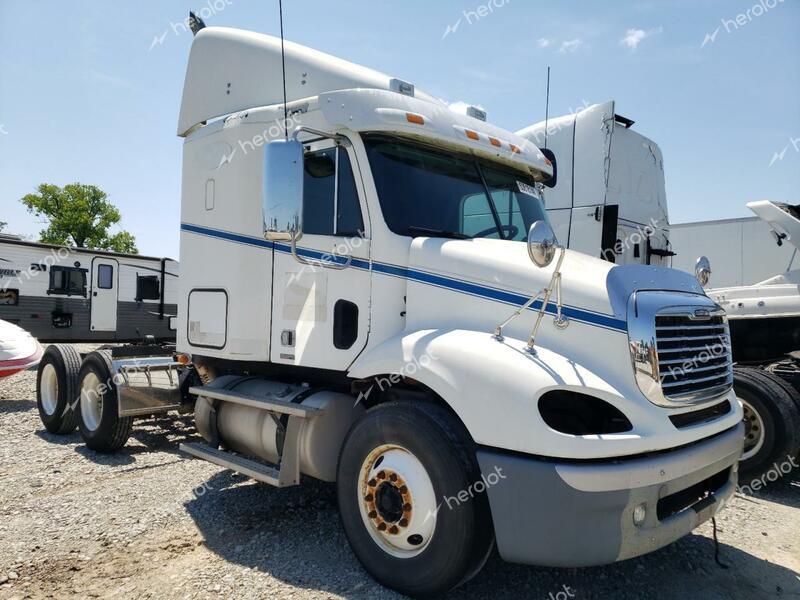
[1,0,798,259]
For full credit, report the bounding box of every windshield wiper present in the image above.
[408,226,471,240]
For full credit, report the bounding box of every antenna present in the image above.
[544,66,551,147]
[278,0,289,140]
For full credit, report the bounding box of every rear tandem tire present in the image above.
[77,350,133,452]
[36,344,82,435]
[734,366,800,480]
[336,401,494,598]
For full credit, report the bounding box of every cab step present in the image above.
[180,442,295,487]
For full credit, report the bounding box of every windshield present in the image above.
[363,135,550,241]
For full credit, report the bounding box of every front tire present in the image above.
[337,401,493,598]
[77,350,133,452]
[36,345,81,434]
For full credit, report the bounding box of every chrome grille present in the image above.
[655,314,733,401]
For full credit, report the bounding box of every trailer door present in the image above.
[90,257,118,332]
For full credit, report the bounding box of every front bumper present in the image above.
[477,422,743,567]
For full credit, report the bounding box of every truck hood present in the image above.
[404,237,705,335]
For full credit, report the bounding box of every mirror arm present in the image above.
[291,126,350,147]
[290,233,352,270]
[493,290,544,341]
[526,246,567,354]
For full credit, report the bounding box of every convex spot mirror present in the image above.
[528,220,559,268]
[263,139,304,241]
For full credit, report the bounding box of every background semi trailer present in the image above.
[36,25,744,598]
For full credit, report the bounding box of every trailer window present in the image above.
[97,264,114,289]
[48,267,87,297]
[363,135,550,241]
[303,147,364,237]
[0,289,18,305]
[136,275,160,301]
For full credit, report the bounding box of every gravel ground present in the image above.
[0,360,798,600]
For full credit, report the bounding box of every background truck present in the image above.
[516,100,674,267]
[702,201,800,477]
[37,26,744,598]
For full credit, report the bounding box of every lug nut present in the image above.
[377,523,387,531]
[364,494,373,502]
[389,473,398,482]
[399,518,408,527]
[377,471,386,480]
[403,503,412,511]
[368,510,377,518]
[399,485,408,493]
[368,479,377,487]
[389,526,399,534]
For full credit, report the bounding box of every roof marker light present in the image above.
[406,113,425,125]
[489,137,501,148]
[510,144,522,154]
[465,129,480,141]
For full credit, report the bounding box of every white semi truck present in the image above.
[37,27,744,597]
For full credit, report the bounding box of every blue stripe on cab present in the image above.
[180,223,627,333]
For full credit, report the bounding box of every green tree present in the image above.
[0,220,6,232]
[20,183,138,253]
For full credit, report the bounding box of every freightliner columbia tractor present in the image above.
[36,27,744,597]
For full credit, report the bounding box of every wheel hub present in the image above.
[358,446,437,558]
[40,363,59,416]
[740,397,765,461]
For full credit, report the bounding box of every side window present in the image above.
[48,267,87,297]
[461,193,499,238]
[97,264,114,289]
[303,147,364,237]
[136,275,161,301]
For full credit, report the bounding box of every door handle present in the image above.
[290,235,352,270]
[93,292,98,297]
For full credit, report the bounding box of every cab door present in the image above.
[270,140,371,370]
[90,257,118,332]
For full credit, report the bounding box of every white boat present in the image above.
[0,319,43,378]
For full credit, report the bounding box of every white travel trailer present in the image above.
[516,101,674,267]
[39,27,743,597]
[0,235,178,342]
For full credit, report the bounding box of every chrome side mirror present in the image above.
[263,139,304,241]
[695,255,712,287]
[527,220,558,267]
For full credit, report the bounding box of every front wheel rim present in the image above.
[740,398,765,461]
[357,445,437,559]
[80,372,104,432]
[40,363,59,416]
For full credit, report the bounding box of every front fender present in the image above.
[348,328,741,459]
